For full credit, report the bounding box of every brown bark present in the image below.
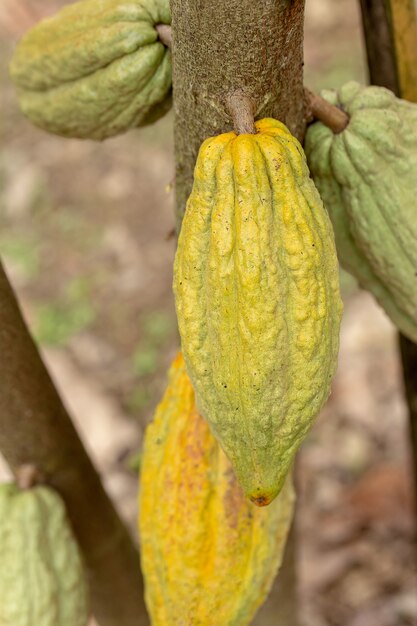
[171,1,305,623]
[252,523,298,626]
[0,261,148,626]
[399,336,417,510]
[358,0,417,512]
[171,0,306,224]
[359,0,399,92]
[388,0,417,102]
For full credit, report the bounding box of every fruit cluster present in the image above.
[6,1,417,623]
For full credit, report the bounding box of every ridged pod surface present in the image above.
[0,483,89,626]
[173,118,342,505]
[9,0,171,140]
[305,81,417,341]
[139,353,294,626]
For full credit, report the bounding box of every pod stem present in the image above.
[226,91,256,135]
[16,463,43,490]
[304,87,349,134]
[156,24,172,49]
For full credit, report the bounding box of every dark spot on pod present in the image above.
[250,495,272,507]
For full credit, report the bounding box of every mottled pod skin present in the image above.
[10,0,171,140]
[0,483,89,626]
[139,353,294,626]
[305,82,417,341]
[173,119,342,505]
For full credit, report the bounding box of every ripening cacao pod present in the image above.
[305,81,417,342]
[0,482,89,626]
[139,353,294,626]
[9,0,171,140]
[173,118,343,505]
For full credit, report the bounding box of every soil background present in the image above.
[0,2,416,625]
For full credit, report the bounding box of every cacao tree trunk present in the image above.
[358,0,417,511]
[399,336,417,512]
[0,261,149,626]
[171,0,306,222]
[360,0,417,100]
[359,0,399,92]
[252,523,298,626]
[171,1,305,623]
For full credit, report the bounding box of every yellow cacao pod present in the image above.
[139,353,294,626]
[173,118,343,505]
[0,482,89,626]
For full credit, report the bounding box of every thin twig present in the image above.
[225,91,256,135]
[304,87,349,134]
[156,24,172,49]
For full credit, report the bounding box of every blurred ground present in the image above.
[0,1,415,625]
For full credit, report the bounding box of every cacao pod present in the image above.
[139,353,295,626]
[305,81,417,342]
[173,118,343,505]
[0,482,89,626]
[9,0,171,140]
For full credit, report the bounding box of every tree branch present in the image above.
[388,0,417,101]
[399,335,417,510]
[0,261,149,626]
[304,88,349,133]
[358,0,399,92]
[252,522,298,626]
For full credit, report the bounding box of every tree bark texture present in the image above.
[358,0,417,510]
[171,0,306,223]
[360,0,417,100]
[399,336,417,509]
[171,2,305,624]
[388,0,417,101]
[359,0,399,92]
[0,261,149,626]
[252,523,298,626]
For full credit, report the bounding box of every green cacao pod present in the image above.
[0,482,89,626]
[305,81,417,341]
[139,353,294,626]
[173,118,343,506]
[9,0,171,140]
